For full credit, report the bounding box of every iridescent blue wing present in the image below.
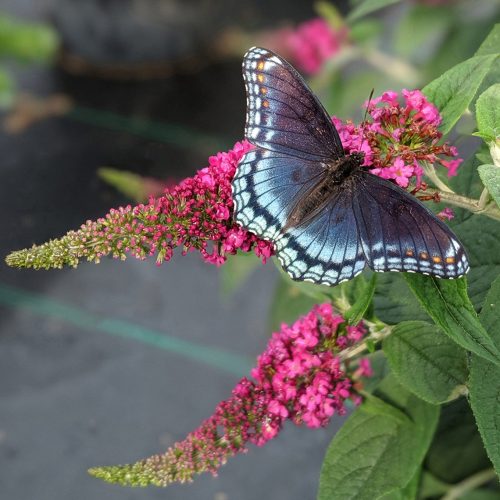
[275,179,367,285]
[242,47,344,161]
[232,148,325,241]
[353,172,469,278]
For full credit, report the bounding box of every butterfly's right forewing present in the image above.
[242,47,344,161]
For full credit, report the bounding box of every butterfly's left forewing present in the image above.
[233,149,325,241]
[242,47,344,161]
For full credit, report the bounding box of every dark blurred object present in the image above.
[51,0,318,79]
[53,0,226,78]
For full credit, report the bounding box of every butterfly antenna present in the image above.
[358,88,374,153]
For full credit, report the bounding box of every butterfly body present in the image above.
[284,153,364,232]
[232,47,469,286]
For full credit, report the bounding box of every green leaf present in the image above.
[478,165,500,208]
[475,24,500,57]
[221,252,262,296]
[383,321,468,404]
[361,393,412,425]
[470,276,500,478]
[318,377,439,500]
[447,149,500,308]
[374,273,430,324]
[475,84,500,141]
[377,468,420,500]
[426,397,493,483]
[423,54,498,134]
[347,0,402,22]
[403,274,500,366]
[344,273,377,324]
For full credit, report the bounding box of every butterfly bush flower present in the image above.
[89,303,369,486]
[285,18,348,75]
[333,89,463,189]
[6,90,460,271]
[6,140,274,270]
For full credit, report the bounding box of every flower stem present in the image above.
[360,47,421,87]
[339,322,393,361]
[426,188,500,221]
[441,469,498,500]
[423,164,455,193]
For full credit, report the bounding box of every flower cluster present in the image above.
[89,304,370,486]
[334,89,462,188]
[285,18,348,74]
[6,90,461,272]
[5,140,274,270]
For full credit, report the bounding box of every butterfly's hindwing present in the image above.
[243,47,344,161]
[276,188,366,285]
[353,172,469,278]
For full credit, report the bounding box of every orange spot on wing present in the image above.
[420,252,428,260]
[262,100,269,108]
[432,256,442,263]
[260,87,267,94]
[257,74,264,83]
[257,61,265,70]
[405,249,414,257]
[445,256,455,264]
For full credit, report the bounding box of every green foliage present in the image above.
[469,276,500,478]
[344,273,376,325]
[383,321,468,404]
[423,54,497,134]
[425,398,493,484]
[318,377,439,500]
[478,165,500,208]
[475,84,500,141]
[403,275,500,365]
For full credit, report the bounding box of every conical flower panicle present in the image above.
[90,304,370,487]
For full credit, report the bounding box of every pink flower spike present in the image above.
[286,18,347,75]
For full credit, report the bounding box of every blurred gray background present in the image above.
[0,1,348,499]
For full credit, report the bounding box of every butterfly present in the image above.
[231,47,469,286]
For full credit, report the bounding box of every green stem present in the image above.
[360,47,421,86]
[339,322,393,361]
[426,188,500,221]
[424,164,455,194]
[441,469,498,500]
